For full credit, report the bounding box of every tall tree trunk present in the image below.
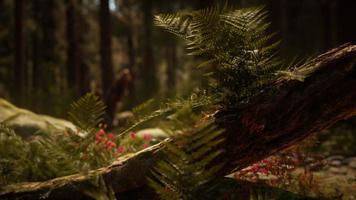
[14,0,24,106]
[140,0,157,100]
[336,1,356,44]
[99,0,114,97]
[66,0,81,97]
[165,41,177,92]
[320,0,337,50]
[30,0,39,111]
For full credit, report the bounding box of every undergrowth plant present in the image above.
[0,2,320,200]
[148,3,317,200]
[0,93,113,184]
[148,122,225,200]
[154,5,284,104]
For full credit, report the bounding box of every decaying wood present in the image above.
[1,44,356,199]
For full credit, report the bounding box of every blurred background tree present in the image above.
[0,0,355,120]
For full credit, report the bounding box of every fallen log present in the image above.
[1,44,356,199]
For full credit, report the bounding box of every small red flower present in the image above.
[117,146,125,153]
[129,132,136,139]
[143,133,152,141]
[258,168,269,175]
[106,141,117,148]
[97,129,105,136]
[143,143,149,148]
[107,133,115,140]
[95,135,103,144]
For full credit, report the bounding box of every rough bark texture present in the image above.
[1,44,356,199]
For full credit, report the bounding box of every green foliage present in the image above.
[155,5,283,102]
[147,122,225,200]
[68,93,106,133]
[0,93,115,185]
[0,123,78,184]
[119,91,218,137]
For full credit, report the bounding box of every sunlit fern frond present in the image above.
[147,122,225,200]
[68,93,106,134]
[155,5,282,102]
[119,92,218,137]
[154,12,192,39]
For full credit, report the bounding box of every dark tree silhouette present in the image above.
[66,0,81,96]
[14,0,25,106]
[99,0,114,97]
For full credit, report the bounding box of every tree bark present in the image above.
[1,44,356,199]
[100,0,114,97]
[14,0,25,106]
[66,0,81,97]
[138,0,158,101]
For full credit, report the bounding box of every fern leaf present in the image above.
[68,93,106,134]
[148,121,225,199]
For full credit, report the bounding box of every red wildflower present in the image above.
[143,133,152,141]
[117,146,125,153]
[129,132,136,139]
[97,129,105,136]
[106,141,116,148]
[107,133,115,140]
[143,143,149,148]
[95,135,103,144]
[251,164,259,173]
[258,168,269,175]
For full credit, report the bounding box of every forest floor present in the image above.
[312,162,355,199]
[291,156,356,200]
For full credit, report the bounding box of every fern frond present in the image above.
[155,5,283,102]
[148,122,226,200]
[68,93,106,134]
[119,92,218,138]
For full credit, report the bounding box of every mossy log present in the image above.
[1,44,356,199]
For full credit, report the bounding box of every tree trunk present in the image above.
[66,0,81,97]
[99,0,114,97]
[14,0,25,106]
[1,44,356,199]
[138,0,157,100]
[165,41,177,93]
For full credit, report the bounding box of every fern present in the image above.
[147,122,225,200]
[68,93,106,134]
[0,123,78,184]
[0,93,115,185]
[118,92,218,138]
[155,5,283,102]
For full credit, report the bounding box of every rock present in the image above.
[136,128,168,141]
[349,160,356,169]
[304,157,315,164]
[329,166,348,175]
[327,155,345,161]
[343,157,356,165]
[0,98,76,138]
[329,160,342,167]
[308,162,324,171]
[113,111,134,127]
